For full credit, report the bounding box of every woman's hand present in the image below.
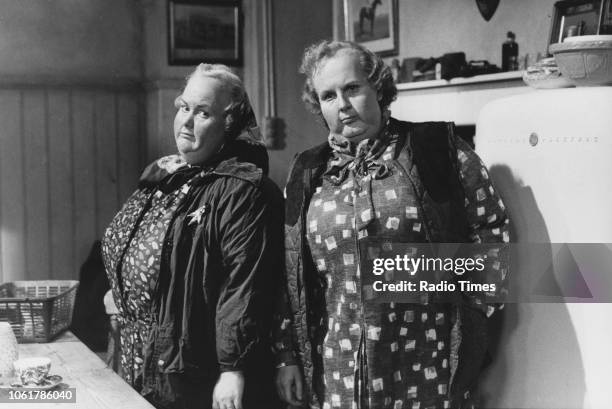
[212,371,244,409]
[275,364,304,406]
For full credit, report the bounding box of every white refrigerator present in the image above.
[475,87,612,409]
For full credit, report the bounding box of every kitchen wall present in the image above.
[0,0,333,281]
[0,0,142,79]
[396,0,558,69]
[141,0,191,162]
[267,0,333,186]
[0,0,144,282]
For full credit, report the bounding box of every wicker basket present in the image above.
[0,280,79,343]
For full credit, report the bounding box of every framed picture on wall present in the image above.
[600,0,612,33]
[343,0,399,57]
[168,0,242,66]
[548,0,603,47]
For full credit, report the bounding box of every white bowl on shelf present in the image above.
[563,35,612,43]
[549,35,612,86]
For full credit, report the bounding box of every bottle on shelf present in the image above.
[502,31,519,71]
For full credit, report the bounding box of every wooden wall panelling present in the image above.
[23,90,50,280]
[71,91,97,280]
[94,92,119,240]
[0,87,143,282]
[48,90,74,280]
[117,94,142,206]
[159,89,179,157]
[145,88,162,163]
[0,91,25,283]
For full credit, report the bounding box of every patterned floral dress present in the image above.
[303,132,508,409]
[102,158,192,390]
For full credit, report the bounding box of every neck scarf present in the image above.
[323,117,395,186]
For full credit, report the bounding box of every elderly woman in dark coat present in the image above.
[274,41,509,409]
[102,64,282,409]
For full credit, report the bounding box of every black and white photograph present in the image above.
[549,0,603,44]
[0,1,612,409]
[168,0,242,65]
[344,0,399,56]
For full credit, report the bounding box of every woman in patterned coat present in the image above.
[102,64,283,409]
[273,40,509,409]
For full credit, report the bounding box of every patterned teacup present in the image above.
[13,357,51,385]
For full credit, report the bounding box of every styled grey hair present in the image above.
[182,63,257,140]
[299,40,397,124]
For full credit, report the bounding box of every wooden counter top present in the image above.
[1,332,154,409]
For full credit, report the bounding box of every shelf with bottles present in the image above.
[396,70,524,92]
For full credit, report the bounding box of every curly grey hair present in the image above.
[299,40,397,123]
[179,63,257,140]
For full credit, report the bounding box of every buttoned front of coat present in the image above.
[104,139,283,409]
[274,119,509,408]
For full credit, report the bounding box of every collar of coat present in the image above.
[138,137,268,190]
[284,118,458,226]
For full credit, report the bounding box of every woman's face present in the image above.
[173,75,231,164]
[312,50,382,143]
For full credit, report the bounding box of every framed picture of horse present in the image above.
[343,0,399,57]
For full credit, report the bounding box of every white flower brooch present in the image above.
[187,203,211,226]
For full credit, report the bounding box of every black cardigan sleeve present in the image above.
[214,178,283,371]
